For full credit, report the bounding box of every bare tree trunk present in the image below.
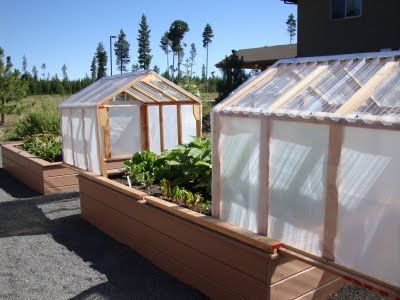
[172,53,175,82]
[166,52,170,77]
[206,45,209,96]
[0,98,5,126]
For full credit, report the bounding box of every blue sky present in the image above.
[0,0,296,79]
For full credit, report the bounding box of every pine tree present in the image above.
[153,65,160,74]
[41,63,46,79]
[286,13,296,44]
[189,43,196,77]
[168,20,189,81]
[90,55,97,81]
[201,64,206,82]
[114,29,130,73]
[137,14,152,70]
[202,23,214,94]
[61,64,68,81]
[22,55,28,75]
[32,66,38,80]
[160,31,170,75]
[96,42,107,79]
[0,52,28,125]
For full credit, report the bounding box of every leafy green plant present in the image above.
[158,137,212,199]
[20,134,62,162]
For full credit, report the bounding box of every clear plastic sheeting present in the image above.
[282,58,385,114]
[335,127,400,286]
[148,106,161,154]
[268,120,329,256]
[355,66,400,119]
[163,105,179,150]
[70,109,87,170]
[83,108,100,174]
[150,80,188,101]
[219,116,261,233]
[135,82,169,102]
[109,106,141,158]
[229,62,319,109]
[59,71,148,108]
[181,105,197,144]
[61,109,73,165]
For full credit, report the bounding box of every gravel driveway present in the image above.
[0,147,385,299]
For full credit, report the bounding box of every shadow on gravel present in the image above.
[0,192,205,299]
[0,168,39,199]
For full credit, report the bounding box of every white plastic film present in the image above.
[109,106,141,158]
[181,105,197,144]
[335,127,400,286]
[163,105,179,150]
[148,106,161,154]
[60,109,73,165]
[83,108,100,174]
[268,120,329,256]
[70,109,87,170]
[219,116,261,233]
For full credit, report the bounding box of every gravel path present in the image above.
[0,147,386,299]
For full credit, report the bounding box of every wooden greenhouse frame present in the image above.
[59,71,202,177]
[212,51,400,297]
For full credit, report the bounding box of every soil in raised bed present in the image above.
[111,175,211,216]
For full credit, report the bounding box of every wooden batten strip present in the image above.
[159,105,165,151]
[268,64,330,111]
[322,125,343,261]
[103,109,111,159]
[124,88,152,104]
[68,108,76,166]
[336,61,399,114]
[211,112,221,218]
[140,105,149,150]
[177,104,183,144]
[81,109,89,170]
[258,118,271,235]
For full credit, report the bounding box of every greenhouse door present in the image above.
[108,106,141,158]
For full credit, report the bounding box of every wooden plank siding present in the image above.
[78,172,345,299]
[1,143,79,195]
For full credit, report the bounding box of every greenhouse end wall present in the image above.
[212,111,400,287]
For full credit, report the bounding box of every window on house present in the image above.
[331,0,362,19]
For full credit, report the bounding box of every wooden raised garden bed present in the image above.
[79,171,347,299]
[1,143,79,195]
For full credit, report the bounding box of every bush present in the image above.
[20,134,62,162]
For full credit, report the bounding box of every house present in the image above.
[284,0,400,57]
[215,44,297,70]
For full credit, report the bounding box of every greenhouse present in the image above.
[59,70,201,176]
[211,51,400,289]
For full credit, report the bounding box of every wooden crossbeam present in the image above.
[141,80,180,102]
[336,61,399,114]
[268,64,330,111]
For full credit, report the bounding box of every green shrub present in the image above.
[20,134,62,162]
[5,110,60,140]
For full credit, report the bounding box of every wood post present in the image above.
[96,106,108,177]
[159,105,165,152]
[177,104,183,144]
[322,125,343,261]
[211,112,221,218]
[193,104,202,137]
[140,105,149,151]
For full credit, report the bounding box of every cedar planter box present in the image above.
[1,143,79,195]
[79,172,347,299]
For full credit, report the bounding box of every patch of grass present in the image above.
[1,95,68,141]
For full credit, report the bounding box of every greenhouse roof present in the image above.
[59,70,200,108]
[215,50,400,126]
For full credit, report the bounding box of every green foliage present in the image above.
[115,29,131,73]
[20,134,62,162]
[96,42,108,79]
[168,20,189,80]
[137,14,152,70]
[159,137,212,199]
[286,13,297,44]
